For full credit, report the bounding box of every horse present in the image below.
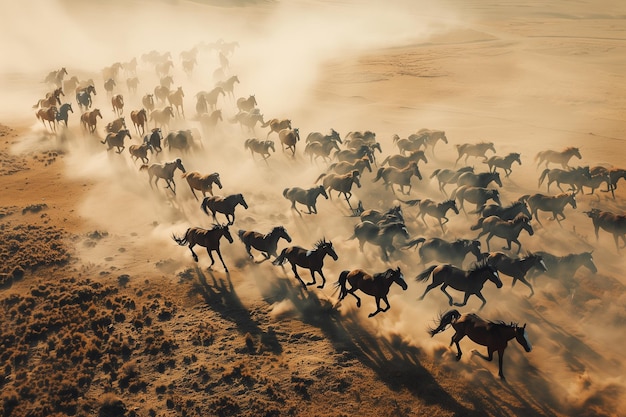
[35,106,58,132]
[105,117,126,134]
[76,85,96,111]
[80,108,102,133]
[139,158,186,195]
[403,237,482,267]
[103,78,117,96]
[154,85,170,103]
[130,109,147,136]
[196,87,224,111]
[200,110,223,134]
[336,267,407,317]
[55,103,73,127]
[584,208,626,251]
[172,225,234,272]
[455,142,496,167]
[430,166,474,196]
[272,239,338,289]
[102,63,122,81]
[143,128,163,153]
[450,186,501,214]
[244,138,275,161]
[304,140,340,163]
[283,186,328,215]
[62,76,79,96]
[607,168,626,198]
[478,200,531,221]
[126,77,139,95]
[44,67,68,88]
[523,192,576,227]
[167,87,185,118]
[349,221,410,261]
[128,142,153,164]
[535,147,582,169]
[150,106,175,130]
[483,252,546,297]
[123,57,138,77]
[316,171,361,210]
[335,145,373,164]
[456,171,503,189]
[155,60,174,78]
[416,260,502,310]
[238,226,292,263]
[216,75,239,100]
[230,110,265,132]
[428,309,532,380]
[111,94,124,116]
[328,157,372,176]
[142,94,155,113]
[236,95,257,113]
[526,251,596,284]
[538,166,591,193]
[182,57,197,76]
[195,94,208,116]
[392,134,423,156]
[182,171,222,200]
[373,162,422,195]
[403,199,459,233]
[101,129,131,153]
[380,150,428,169]
[33,87,64,109]
[306,129,341,145]
[485,153,521,177]
[579,171,611,195]
[471,213,534,254]
[164,130,199,153]
[159,75,174,89]
[360,205,404,226]
[414,129,448,155]
[345,130,376,144]
[201,194,248,225]
[278,127,300,156]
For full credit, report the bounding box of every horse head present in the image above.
[581,252,597,273]
[464,239,482,259]
[213,173,223,189]
[572,147,582,159]
[317,185,329,199]
[409,162,422,180]
[493,172,503,187]
[445,199,459,215]
[478,260,502,288]
[219,224,234,243]
[318,239,338,261]
[351,170,361,188]
[175,158,186,173]
[515,214,533,236]
[514,324,532,352]
[490,189,501,206]
[276,226,292,243]
[390,267,408,290]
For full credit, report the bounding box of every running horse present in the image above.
[142,93,155,113]
[33,87,64,109]
[139,158,186,195]
[244,138,275,161]
[200,110,223,134]
[414,129,448,155]
[315,170,361,211]
[201,194,248,225]
[403,237,482,267]
[150,106,175,130]
[430,166,474,196]
[130,109,148,136]
[111,94,124,116]
[471,213,534,254]
[80,108,102,133]
[272,238,338,289]
[523,192,576,227]
[335,145,373,164]
[373,162,422,195]
[527,251,596,283]
[336,267,407,317]
[236,95,257,113]
[196,87,224,111]
[238,226,292,263]
[55,103,73,127]
[360,205,404,226]
[35,106,58,132]
[101,129,132,153]
[172,225,234,272]
[128,142,153,164]
[456,171,503,189]
[428,309,532,380]
[216,75,239,100]
[403,198,459,233]
[450,186,501,214]
[483,251,546,297]
[349,221,410,261]
[538,166,591,193]
[485,152,522,177]
[143,128,163,154]
[455,142,496,166]
[105,117,126,134]
[282,185,328,216]
[584,208,626,251]
[304,140,341,163]
[182,171,223,200]
[167,86,185,118]
[416,260,502,310]
[380,150,428,169]
[478,200,532,221]
[535,146,582,169]
[278,127,299,156]
[328,157,372,176]
[76,85,97,111]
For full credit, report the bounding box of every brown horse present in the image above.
[283,185,328,216]
[413,129,448,155]
[416,260,502,310]
[105,117,126,134]
[349,221,410,261]
[111,94,124,116]
[360,205,404,226]
[429,309,532,380]
[101,129,131,153]
[373,162,422,195]
[200,110,223,134]
[456,171,503,189]
[335,145,373,164]
[455,142,496,166]
[584,208,626,251]
[33,87,64,109]
[478,200,531,221]
[201,194,248,225]
[403,237,482,267]
[172,225,234,272]
[128,142,153,164]
[80,108,102,133]
[484,251,546,297]
[451,186,501,214]
[430,166,474,196]
[336,267,407,317]
[196,87,224,111]
[485,152,521,177]
[316,170,361,209]
[130,109,147,136]
[35,106,58,132]
[523,192,576,227]
[272,238,338,289]
[306,129,341,145]
[304,140,341,163]
[244,138,275,161]
[126,77,139,95]
[154,85,170,103]
[263,118,292,138]
[139,158,186,195]
[380,150,428,169]
[327,157,372,176]
[527,251,596,283]
[182,171,223,200]
[236,95,257,113]
[472,213,534,254]
[150,106,175,130]
[278,127,299,155]
[535,147,582,169]
[142,93,155,113]
[238,226,292,262]
[216,75,239,100]
[537,166,591,193]
[167,87,185,118]
[404,199,459,233]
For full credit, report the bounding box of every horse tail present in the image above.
[335,270,350,300]
[429,168,441,179]
[260,119,271,128]
[538,168,550,187]
[272,248,288,266]
[398,198,421,207]
[403,237,425,250]
[415,265,437,283]
[519,194,530,202]
[380,156,390,166]
[428,309,461,337]
[181,172,189,179]
[470,216,485,231]
[373,167,384,183]
[139,164,149,171]
[315,173,327,184]
[282,188,290,198]
[171,230,189,246]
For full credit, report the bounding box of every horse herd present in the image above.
[31,41,626,381]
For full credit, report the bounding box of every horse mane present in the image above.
[314,238,329,249]
[513,213,529,222]
[564,146,578,152]
[443,199,455,205]
[469,258,492,273]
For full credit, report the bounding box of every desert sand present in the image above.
[1,0,625,416]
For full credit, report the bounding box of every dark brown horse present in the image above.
[101,129,131,153]
[535,147,581,169]
[373,162,422,195]
[35,106,58,132]
[523,192,576,227]
[272,238,338,289]
[416,260,502,309]
[403,198,459,233]
[455,142,496,166]
[128,142,153,164]
[485,152,521,177]
[471,214,534,254]
[283,186,328,215]
[360,205,404,226]
[130,108,147,136]
[429,309,532,380]
[244,138,275,161]
[327,157,372,176]
[172,225,234,272]
[143,128,163,154]
[201,194,248,225]
[349,221,410,261]
[336,267,407,317]
[483,251,546,297]
[306,129,341,144]
[237,226,292,262]
[451,186,501,214]
[538,166,591,193]
[527,251,596,283]
[111,94,124,116]
[278,127,299,155]
[139,158,186,194]
[55,103,73,127]
[478,200,531,221]
[404,237,482,267]
[380,150,428,169]
[182,171,223,200]
[456,171,503,189]
[80,108,102,133]
[584,208,626,251]
[316,170,361,211]
[430,166,474,196]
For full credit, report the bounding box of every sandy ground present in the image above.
[1,0,625,416]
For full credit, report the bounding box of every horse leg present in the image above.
[189,185,199,201]
[475,291,487,310]
[450,332,464,361]
[512,239,522,254]
[471,346,495,364]
[314,269,327,289]
[518,276,534,298]
[442,284,458,306]
[206,249,216,270]
[485,234,493,251]
[381,295,391,312]
[347,287,361,307]
[188,244,199,262]
[418,282,439,301]
[369,296,383,317]
[214,248,228,272]
[291,264,307,289]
